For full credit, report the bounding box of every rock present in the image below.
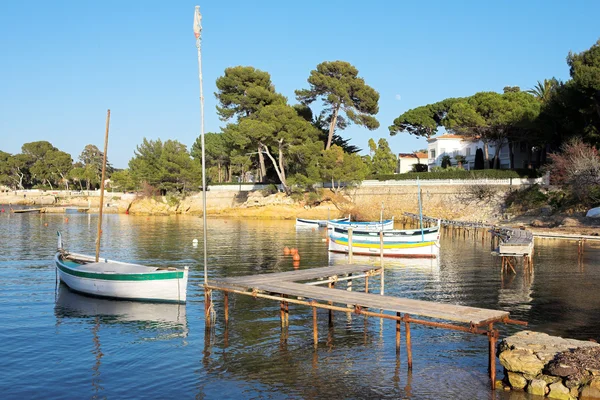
[530,219,546,227]
[548,363,580,378]
[527,379,548,396]
[581,384,600,399]
[561,217,580,227]
[541,374,563,384]
[548,381,573,399]
[540,205,554,216]
[500,349,545,375]
[508,371,528,389]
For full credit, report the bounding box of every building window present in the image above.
[466,147,471,156]
[430,150,436,159]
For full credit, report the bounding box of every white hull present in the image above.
[55,252,188,303]
[327,217,395,232]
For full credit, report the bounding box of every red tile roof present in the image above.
[398,152,428,159]
[427,133,466,142]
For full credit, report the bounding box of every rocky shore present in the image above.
[498,331,600,399]
[2,187,599,235]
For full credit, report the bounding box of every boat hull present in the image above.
[296,217,349,228]
[328,227,440,258]
[55,253,188,303]
[327,218,395,232]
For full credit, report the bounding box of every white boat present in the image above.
[328,223,440,258]
[54,110,188,303]
[327,217,395,231]
[55,234,189,303]
[296,217,349,228]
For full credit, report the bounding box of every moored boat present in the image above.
[327,217,395,232]
[55,233,189,303]
[328,222,440,258]
[296,217,349,228]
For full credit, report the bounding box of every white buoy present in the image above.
[192,238,199,247]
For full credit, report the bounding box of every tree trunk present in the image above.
[47,179,53,190]
[258,146,266,182]
[483,142,490,169]
[508,142,514,170]
[278,140,286,184]
[326,104,341,150]
[493,143,502,169]
[331,177,335,193]
[260,143,289,194]
[218,162,222,183]
[526,142,532,169]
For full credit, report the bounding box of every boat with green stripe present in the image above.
[55,233,189,303]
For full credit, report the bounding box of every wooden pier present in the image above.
[205,264,525,390]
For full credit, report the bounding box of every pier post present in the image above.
[204,287,212,327]
[488,323,497,390]
[348,228,353,263]
[224,292,229,324]
[312,304,318,348]
[280,300,286,328]
[405,314,413,369]
[396,312,401,355]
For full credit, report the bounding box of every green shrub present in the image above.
[505,185,549,210]
[261,184,279,196]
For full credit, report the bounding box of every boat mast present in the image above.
[95,109,110,262]
[417,176,424,242]
[194,6,208,286]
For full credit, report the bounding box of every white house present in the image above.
[397,152,428,173]
[426,134,534,170]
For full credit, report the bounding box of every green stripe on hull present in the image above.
[56,262,184,281]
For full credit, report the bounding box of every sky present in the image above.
[1,0,600,169]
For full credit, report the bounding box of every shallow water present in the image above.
[1,213,599,399]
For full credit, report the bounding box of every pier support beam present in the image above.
[224,292,229,324]
[312,304,318,348]
[396,312,401,355]
[488,323,498,390]
[405,314,413,369]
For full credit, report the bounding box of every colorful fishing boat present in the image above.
[55,233,189,303]
[327,216,395,231]
[296,217,349,228]
[328,223,440,258]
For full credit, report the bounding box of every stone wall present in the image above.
[498,330,600,399]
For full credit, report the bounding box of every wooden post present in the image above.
[396,312,401,354]
[365,276,369,293]
[405,314,412,369]
[204,288,212,327]
[328,282,334,325]
[224,292,229,324]
[280,300,286,328]
[312,305,318,348]
[489,323,497,390]
[348,228,353,263]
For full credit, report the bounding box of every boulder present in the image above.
[560,217,580,227]
[527,379,547,396]
[508,371,528,389]
[581,378,600,399]
[500,349,545,375]
[548,381,573,399]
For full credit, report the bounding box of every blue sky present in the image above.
[1,0,599,168]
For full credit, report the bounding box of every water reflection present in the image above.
[54,284,188,339]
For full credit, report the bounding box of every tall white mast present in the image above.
[193,6,208,286]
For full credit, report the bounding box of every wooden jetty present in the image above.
[205,264,525,390]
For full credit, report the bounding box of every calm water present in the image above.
[1,212,599,399]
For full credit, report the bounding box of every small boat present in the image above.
[54,110,189,303]
[55,233,189,303]
[328,223,440,258]
[295,217,349,228]
[327,216,395,232]
[12,208,42,214]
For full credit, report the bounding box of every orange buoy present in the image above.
[290,248,298,255]
[292,252,300,261]
[283,246,290,255]
[293,261,300,269]
[65,217,69,222]
[44,223,48,227]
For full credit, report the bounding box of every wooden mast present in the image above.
[95,109,110,262]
